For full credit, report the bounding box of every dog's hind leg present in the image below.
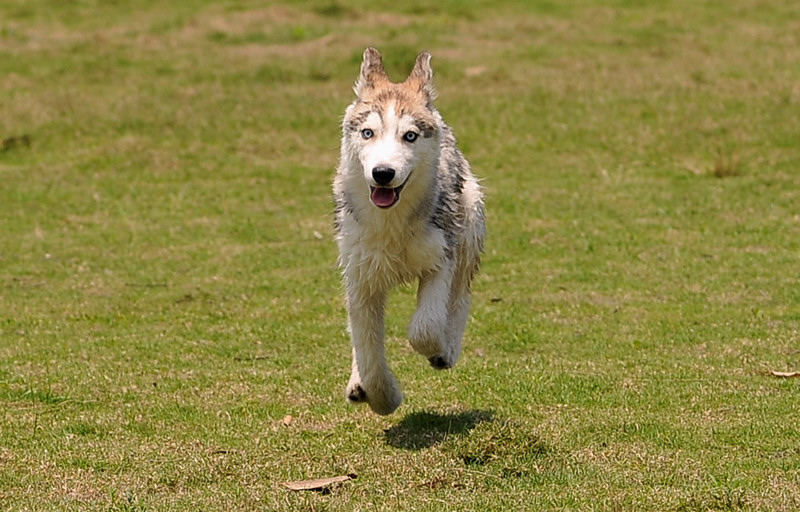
[344,286,403,415]
[408,260,455,368]
[436,245,481,369]
[442,282,471,369]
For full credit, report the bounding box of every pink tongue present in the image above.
[371,187,397,207]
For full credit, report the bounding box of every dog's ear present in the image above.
[406,51,437,102]
[355,47,388,98]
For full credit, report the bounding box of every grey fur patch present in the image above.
[428,125,471,255]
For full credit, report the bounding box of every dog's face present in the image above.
[343,48,441,209]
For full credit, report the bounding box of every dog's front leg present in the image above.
[345,285,402,415]
[408,259,456,369]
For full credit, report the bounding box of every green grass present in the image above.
[2,0,799,510]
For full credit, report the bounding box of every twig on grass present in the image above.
[769,370,800,378]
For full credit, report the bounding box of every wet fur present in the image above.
[333,48,485,415]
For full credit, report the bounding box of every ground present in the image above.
[1,1,799,510]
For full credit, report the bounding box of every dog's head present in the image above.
[343,48,442,209]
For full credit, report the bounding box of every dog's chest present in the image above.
[340,216,446,286]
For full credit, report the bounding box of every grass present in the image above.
[1,0,799,510]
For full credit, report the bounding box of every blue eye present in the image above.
[361,129,373,140]
[403,131,418,143]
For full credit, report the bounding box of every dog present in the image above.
[333,48,485,415]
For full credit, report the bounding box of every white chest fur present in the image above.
[337,211,446,292]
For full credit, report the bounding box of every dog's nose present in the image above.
[372,166,396,186]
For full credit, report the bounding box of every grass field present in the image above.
[2,0,800,510]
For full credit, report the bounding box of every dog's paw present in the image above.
[408,312,447,358]
[345,376,403,415]
[346,383,367,403]
[368,382,403,415]
[428,354,454,370]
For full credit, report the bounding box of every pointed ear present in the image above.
[354,47,388,97]
[406,51,437,101]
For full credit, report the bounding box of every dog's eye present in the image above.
[361,129,374,140]
[403,131,419,143]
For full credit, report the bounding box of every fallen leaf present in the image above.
[770,370,800,378]
[284,473,357,492]
[282,415,293,427]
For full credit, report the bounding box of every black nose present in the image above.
[372,166,395,186]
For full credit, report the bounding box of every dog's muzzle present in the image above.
[369,166,408,209]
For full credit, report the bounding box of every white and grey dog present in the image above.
[333,48,485,415]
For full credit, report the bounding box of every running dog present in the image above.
[333,47,485,415]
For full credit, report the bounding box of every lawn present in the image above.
[1,0,799,510]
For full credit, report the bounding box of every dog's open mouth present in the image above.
[370,184,405,209]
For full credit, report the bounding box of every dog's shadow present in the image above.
[384,409,494,450]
